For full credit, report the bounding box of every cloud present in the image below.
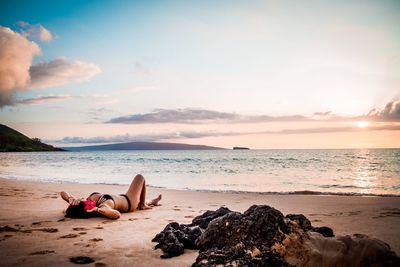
[273,125,400,134]
[107,100,400,125]
[0,25,100,107]
[0,26,40,106]
[106,108,309,124]
[56,133,177,144]
[29,57,101,89]
[313,111,331,116]
[16,95,78,105]
[53,131,240,144]
[366,100,400,122]
[17,21,53,42]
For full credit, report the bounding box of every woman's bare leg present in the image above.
[137,177,161,209]
[126,174,163,211]
[147,194,162,206]
[125,174,145,211]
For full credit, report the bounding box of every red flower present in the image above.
[83,199,97,211]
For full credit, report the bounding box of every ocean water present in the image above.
[0,149,399,196]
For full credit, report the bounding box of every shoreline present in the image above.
[0,177,399,266]
[1,176,399,198]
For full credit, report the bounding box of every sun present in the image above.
[356,121,369,128]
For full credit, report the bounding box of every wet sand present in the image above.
[0,178,399,266]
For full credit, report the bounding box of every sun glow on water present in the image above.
[356,121,369,128]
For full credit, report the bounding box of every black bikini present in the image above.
[120,194,132,212]
[89,192,131,212]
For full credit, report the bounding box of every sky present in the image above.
[0,0,399,149]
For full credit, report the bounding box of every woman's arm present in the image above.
[88,204,121,220]
[61,191,75,203]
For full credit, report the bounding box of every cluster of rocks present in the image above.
[152,207,231,258]
[153,205,399,266]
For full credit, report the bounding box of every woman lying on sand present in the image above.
[60,174,161,219]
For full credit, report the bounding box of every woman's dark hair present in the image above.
[65,201,94,218]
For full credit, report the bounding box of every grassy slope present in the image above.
[0,124,63,152]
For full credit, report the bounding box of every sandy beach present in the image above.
[0,177,399,266]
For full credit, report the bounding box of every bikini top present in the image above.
[88,192,131,212]
[88,192,115,207]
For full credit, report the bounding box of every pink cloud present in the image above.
[29,57,101,89]
[16,95,78,105]
[0,26,100,107]
[0,26,40,106]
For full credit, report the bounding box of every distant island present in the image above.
[63,142,225,151]
[233,147,250,150]
[0,124,63,152]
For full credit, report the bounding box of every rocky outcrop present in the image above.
[189,207,232,229]
[285,213,334,237]
[153,205,399,267]
[194,205,290,266]
[152,207,231,258]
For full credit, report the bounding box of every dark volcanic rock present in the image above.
[153,205,399,266]
[285,214,312,230]
[152,207,231,258]
[190,207,232,229]
[312,226,334,237]
[152,222,203,258]
[194,205,289,267]
[286,213,334,237]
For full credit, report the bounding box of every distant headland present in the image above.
[62,142,225,151]
[233,147,250,150]
[0,124,226,151]
[0,124,63,152]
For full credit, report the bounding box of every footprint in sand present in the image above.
[94,226,104,229]
[0,234,14,242]
[128,218,139,221]
[73,227,88,231]
[347,211,362,216]
[29,250,55,255]
[95,263,107,267]
[0,226,19,233]
[173,208,181,211]
[32,221,51,226]
[372,207,400,219]
[22,228,58,233]
[89,238,103,242]
[102,221,113,224]
[70,256,95,264]
[184,215,194,218]
[59,233,79,238]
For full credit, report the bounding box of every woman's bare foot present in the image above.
[138,203,152,210]
[147,194,162,206]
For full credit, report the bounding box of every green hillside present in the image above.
[0,124,63,152]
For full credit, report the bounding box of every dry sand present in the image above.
[0,178,399,267]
